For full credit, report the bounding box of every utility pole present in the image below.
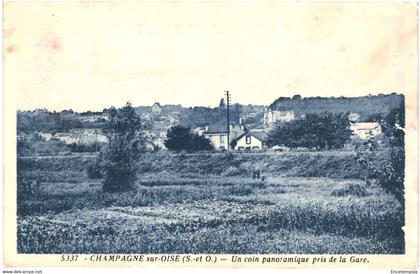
[225,90,231,151]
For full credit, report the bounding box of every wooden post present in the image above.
[225,90,231,151]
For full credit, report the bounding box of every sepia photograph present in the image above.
[2,1,418,269]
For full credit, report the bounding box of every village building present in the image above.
[263,108,295,125]
[202,123,270,151]
[348,112,361,122]
[17,132,27,142]
[203,124,245,150]
[47,129,108,145]
[350,122,382,139]
[151,102,162,115]
[238,112,257,124]
[78,114,108,123]
[51,132,79,144]
[143,131,167,151]
[37,132,54,141]
[233,131,268,150]
[192,126,207,136]
[140,113,153,121]
[77,129,109,144]
[203,125,230,150]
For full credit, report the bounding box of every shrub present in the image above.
[356,147,404,204]
[68,143,101,153]
[87,161,103,179]
[17,135,70,156]
[331,183,368,197]
[164,126,213,152]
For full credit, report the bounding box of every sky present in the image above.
[4,2,417,111]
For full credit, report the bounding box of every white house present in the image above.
[151,102,162,115]
[51,132,79,144]
[37,132,54,141]
[350,122,382,139]
[203,124,245,150]
[348,113,361,122]
[49,129,108,145]
[78,129,108,144]
[264,108,295,125]
[78,115,108,123]
[205,132,228,150]
[192,126,207,136]
[143,132,167,151]
[234,131,267,150]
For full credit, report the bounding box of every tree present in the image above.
[267,112,351,150]
[164,125,213,152]
[356,102,405,205]
[219,98,225,108]
[381,104,405,147]
[99,102,145,192]
[191,134,213,151]
[292,94,302,100]
[164,126,191,152]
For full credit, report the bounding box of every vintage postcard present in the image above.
[2,1,419,270]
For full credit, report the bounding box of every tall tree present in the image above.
[99,102,145,192]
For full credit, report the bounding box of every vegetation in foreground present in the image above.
[17,169,404,254]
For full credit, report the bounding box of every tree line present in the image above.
[267,113,351,150]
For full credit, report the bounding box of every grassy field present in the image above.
[18,150,366,179]
[17,153,404,254]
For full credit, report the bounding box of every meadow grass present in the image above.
[18,150,366,179]
[17,215,401,254]
[17,167,404,254]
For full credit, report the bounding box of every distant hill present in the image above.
[269,93,404,121]
[16,93,404,133]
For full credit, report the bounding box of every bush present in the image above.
[356,147,404,204]
[164,126,213,152]
[68,143,101,153]
[17,135,70,156]
[87,161,103,179]
[227,185,254,196]
[331,183,368,197]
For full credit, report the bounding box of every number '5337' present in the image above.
[61,255,79,262]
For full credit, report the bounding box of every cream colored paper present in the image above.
[3,1,418,268]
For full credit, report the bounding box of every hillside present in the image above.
[17,93,404,134]
[17,103,264,133]
[269,93,404,121]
